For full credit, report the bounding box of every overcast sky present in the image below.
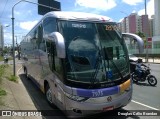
[0,0,155,45]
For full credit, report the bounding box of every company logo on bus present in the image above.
[107,96,112,102]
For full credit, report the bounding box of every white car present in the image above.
[129,54,138,62]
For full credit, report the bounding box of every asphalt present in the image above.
[0,61,42,119]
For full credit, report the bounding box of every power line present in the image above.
[0,0,9,18]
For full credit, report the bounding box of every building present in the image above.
[119,13,151,53]
[149,15,155,37]
[119,13,150,36]
[140,15,150,37]
[125,13,139,33]
[152,0,160,49]
[154,0,160,36]
[119,0,160,53]
[0,24,4,52]
[121,17,127,33]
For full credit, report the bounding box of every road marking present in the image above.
[131,100,159,110]
[17,66,22,74]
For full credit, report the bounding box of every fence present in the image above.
[128,48,160,63]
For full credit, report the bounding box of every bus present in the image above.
[20,11,143,117]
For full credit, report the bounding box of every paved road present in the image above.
[131,63,160,110]
[17,63,160,119]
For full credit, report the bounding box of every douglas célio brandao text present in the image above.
[118,111,158,116]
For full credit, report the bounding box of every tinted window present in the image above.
[43,17,57,35]
[58,21,129,83]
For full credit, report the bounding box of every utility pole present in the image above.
[15,36,20,60]
[145,0,149,62]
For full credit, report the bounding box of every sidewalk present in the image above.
[0,63,42,119]
[140,58,160,64]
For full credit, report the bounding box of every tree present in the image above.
[136,31,145,38]
[136,31,147,48]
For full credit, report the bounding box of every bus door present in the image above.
[46,39,66,110]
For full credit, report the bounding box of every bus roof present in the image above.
[24,11,112,37]
[44,11,111,22]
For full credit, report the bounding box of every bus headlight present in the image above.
[65,93,89,102]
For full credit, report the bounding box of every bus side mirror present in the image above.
[122,33,144,54]
[48,32,66,58]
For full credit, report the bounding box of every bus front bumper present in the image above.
[65,88,132,117]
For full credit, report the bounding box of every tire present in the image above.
[147,75,157,86]
[131,73,138,83]
[24,67,29,79]
[45,84,53,104]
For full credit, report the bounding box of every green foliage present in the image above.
[0,56,3,61]
[0,64,18,83]
[0,55,12,61]
[0,89,7,96]
[0,65,9,82]
[7,75,18,83]
[0,65,8,105]
[136,31,146,38]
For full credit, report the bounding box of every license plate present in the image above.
[103,106,114,111]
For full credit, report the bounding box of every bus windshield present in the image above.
[58,21,129,83]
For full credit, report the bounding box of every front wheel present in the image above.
[147,75,157,86]
[45,84,53,105]
[131,73,138,83]
[24,67,29,79]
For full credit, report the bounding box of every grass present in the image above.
[0,64,18,105]
[0,56,3,61]
[0,64,8,105]
[0,65,8,95]
[4,64,19,83]
[0,64,8,83]
[0,64,18,83]
[0,56,13,62]
[0,89,7,96]
[0,63,18,94]
[7,75,18,83]
[0,63,19,106]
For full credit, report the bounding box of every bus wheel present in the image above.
[24,67,28,79]
[45,84,53,104]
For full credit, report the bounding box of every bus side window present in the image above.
[43,17,64,80]
[46,41,56,72]
[43,17,57,71]
[55,57,64,80]
[43,17,57,35]
[38,25,46,52]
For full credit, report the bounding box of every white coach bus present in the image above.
[20,11,143,117]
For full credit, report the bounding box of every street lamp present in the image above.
[12,0,59,76]
[144,0,149,62]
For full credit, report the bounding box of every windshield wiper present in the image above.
[89,46,109,89]
[110,60,124,80]
[89,51,101,88]
[103,46,124,80]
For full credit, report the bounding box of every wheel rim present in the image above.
[148,75,157,86]
[46,88,52,103]
[24,69,27,76]
[132,74,138,82]
[149,77,155,84]
[24,70,27,75]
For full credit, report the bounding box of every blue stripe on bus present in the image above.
[75,79,131,98]
[76,86,119,98]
